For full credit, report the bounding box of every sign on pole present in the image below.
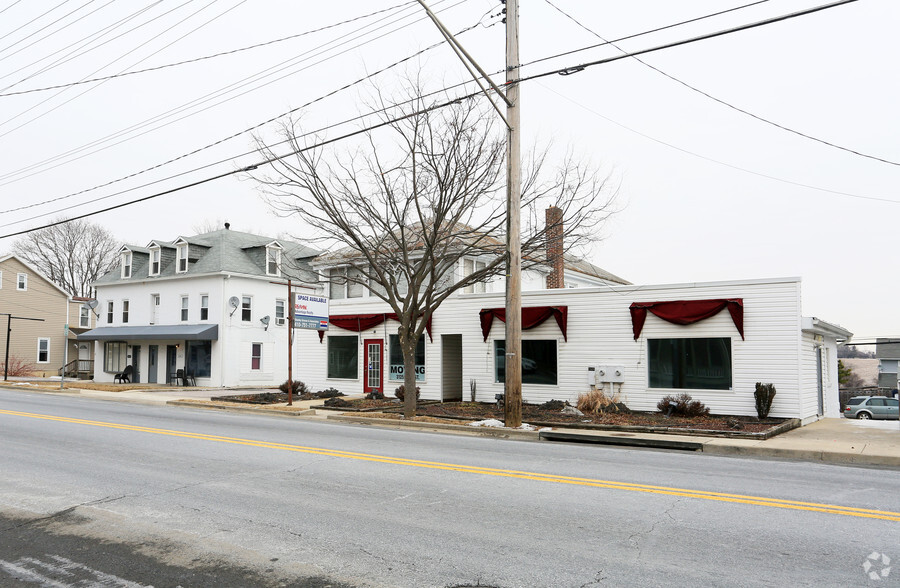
[293,293,329,330]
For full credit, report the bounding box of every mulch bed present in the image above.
[413,402,786,434]
[210,391,343,404]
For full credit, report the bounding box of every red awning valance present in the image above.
[479,306,568,342]
[318,313,433,342]
[629,299,744,340]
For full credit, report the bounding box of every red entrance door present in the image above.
[363,339,383,396]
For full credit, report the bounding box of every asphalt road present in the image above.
[1,389,898,587]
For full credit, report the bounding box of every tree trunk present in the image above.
[399,328,418,419]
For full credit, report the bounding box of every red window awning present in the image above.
[629,299,744,340]
[318,313,433,342]
[479,306,568,342]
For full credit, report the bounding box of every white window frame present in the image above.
[0,270,3,289]
[266,246,282,276]
[107,301,114,324]
[37,337,50,363]
[149,246,161,276]
[200,294,209,321]
[241,296,252,322]
[16,273,27,291]
[181,295,189,322]
[275,299,286,326]
[122,299,129,324]
[121,251,132,279]
[176,242,188,273]
[79,306,90,328]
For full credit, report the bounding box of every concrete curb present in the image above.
[327,414,541,441]
[167,400,317,418]
[699,443,900,467]
[539,430,704,451]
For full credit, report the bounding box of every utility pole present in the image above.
[414,0,521,426]
[503,0,522,427]
[287,278,293,406]
[2,314,44,381]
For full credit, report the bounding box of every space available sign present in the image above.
[293,294,329,330]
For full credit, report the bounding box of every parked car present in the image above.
[844,396,900,420]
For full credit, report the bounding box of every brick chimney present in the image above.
[545,206,564,289]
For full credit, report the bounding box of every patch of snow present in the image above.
[468,419,505,428]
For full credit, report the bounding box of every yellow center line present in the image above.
[3,408,899,522]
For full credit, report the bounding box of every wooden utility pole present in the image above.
[287,278,293,405]
[504,0,522,427]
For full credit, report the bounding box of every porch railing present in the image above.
[59,359,94,378]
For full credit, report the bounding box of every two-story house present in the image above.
[0,254,76,377]
[875,338,900,393]
[80,225,319,386]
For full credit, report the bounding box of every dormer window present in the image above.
[266,245,282,276]
[121,251,132,279]
[176,242,188,273]
[149,246,161,276]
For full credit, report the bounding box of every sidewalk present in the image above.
[4,382,899,467]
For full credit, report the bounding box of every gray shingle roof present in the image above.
[96,228,320,285]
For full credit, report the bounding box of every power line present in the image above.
[543,0,900,168]
[0,19,492,219]
[0,3,164,90]
[0,1,25,17]
[3,0,888,237]
[0,0,202,132]
[0,0,469,185]
[521,0,773,71]
[535,80,899,205]
[0,1,416,97]
[0,89,489,240]
[0,0,70,46]
[0,0,104,64]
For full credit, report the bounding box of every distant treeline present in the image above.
[838,345,876,359]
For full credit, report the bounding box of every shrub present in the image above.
[0,355,35,377]
[364,391,384,400]
[540,399,566,411]
[754,382,776,419]
[657,393,709,417]
[576,388,627,414]
[394,385,420,402]
[316,387,344,398]
[278,379,310,396]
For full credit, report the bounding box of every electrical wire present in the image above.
[0,0,102,64]
[0,1,25,17]
[0,0,202,131]
[0,0,71,46]
[0,16,496,218]
[535,80,899,205]
[543,0,900,167]
[2,0,890,238]
[0,2,162,90]
[0,88,492,240]
[0,0,469,185]
[520,0,773,71]
[0,1,416,97]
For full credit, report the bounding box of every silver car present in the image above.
[844,396,899,420]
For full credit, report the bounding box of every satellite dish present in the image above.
[86,299,99,309]
[228,296,240,317]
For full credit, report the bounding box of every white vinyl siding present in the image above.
[295,278,805,418]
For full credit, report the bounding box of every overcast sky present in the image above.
[0,0,896,340]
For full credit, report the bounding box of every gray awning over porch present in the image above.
[77,324,218,341]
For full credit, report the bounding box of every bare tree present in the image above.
[12,218,119,298]
[253,85,618,418]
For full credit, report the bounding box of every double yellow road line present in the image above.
[3,408,899,522]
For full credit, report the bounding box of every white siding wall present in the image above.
[92,274,295,387]
[295,277,815,417]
